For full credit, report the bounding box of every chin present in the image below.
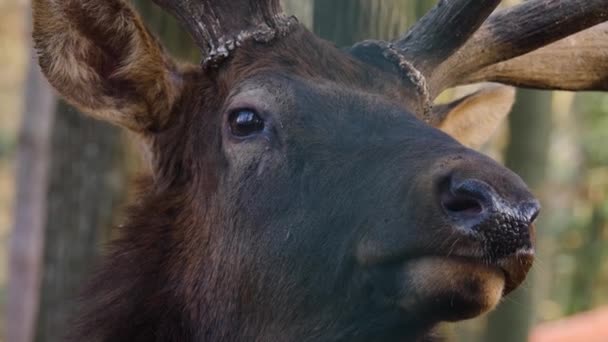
[398,256,507,322]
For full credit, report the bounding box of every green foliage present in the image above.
[578,93,608,166]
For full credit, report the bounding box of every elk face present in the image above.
[32,0,608,341]
[202,33,538,339]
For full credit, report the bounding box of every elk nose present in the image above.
[439,176,540,258]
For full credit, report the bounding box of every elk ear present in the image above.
[32,0,183,132]
[433,85,516,149]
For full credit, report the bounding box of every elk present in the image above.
[32,0,607,341]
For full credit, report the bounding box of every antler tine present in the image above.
[350,0,608,121]
[462,22,608,91]
[152,0,297,67]
[434,0,608,94]
[393,0,501,76]
[350,0,501,119]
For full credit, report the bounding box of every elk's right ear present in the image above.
[432,85,516,149]
[32,0,183,132]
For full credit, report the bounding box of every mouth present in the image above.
[358,211,538,323]
[437,246,535,292]
[366,248,535,323]
[413,248,534,318]
[494,247,535,294]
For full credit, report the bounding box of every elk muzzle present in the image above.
[440,175,539,256]
[438,170,540,293]
[358,151,540,322]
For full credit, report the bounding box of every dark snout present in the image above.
[428,153,540,293]
[356,146,541,322]
[358,148,540,281]
[357,150,540,269]
[439,174,540,260]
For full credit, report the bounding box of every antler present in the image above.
[350,0,608,121]
[152,0,297,67]
[350,0,501,119]
[392,0,501,78]
[435,0,608,93]
[461,22,608,91]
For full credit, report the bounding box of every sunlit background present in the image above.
[1,0,607,341]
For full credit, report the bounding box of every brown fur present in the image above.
[33,1,537,341]
[58,28,432,340]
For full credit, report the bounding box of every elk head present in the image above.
[32,0,608,341]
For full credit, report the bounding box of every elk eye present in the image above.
[228,109,265,137]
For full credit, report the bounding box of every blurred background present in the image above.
[1,0,607,341]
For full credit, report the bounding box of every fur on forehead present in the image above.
[225,78,294,112]
[215,25,409,102]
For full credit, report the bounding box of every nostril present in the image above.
[441,192,483,216]
[439,177,495,218]
[435,170,540,260]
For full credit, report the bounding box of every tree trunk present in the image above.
[281,0,313,29]
[132,0,199,61]
[566,93,608,315]
[6,47,56,342]
[313,0,414,46]
[484,89,553,342]
[567,204,604,314]
[33,102,126,342]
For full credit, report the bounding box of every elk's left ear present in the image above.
[433,85,516,149]
[33,0,183,133]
